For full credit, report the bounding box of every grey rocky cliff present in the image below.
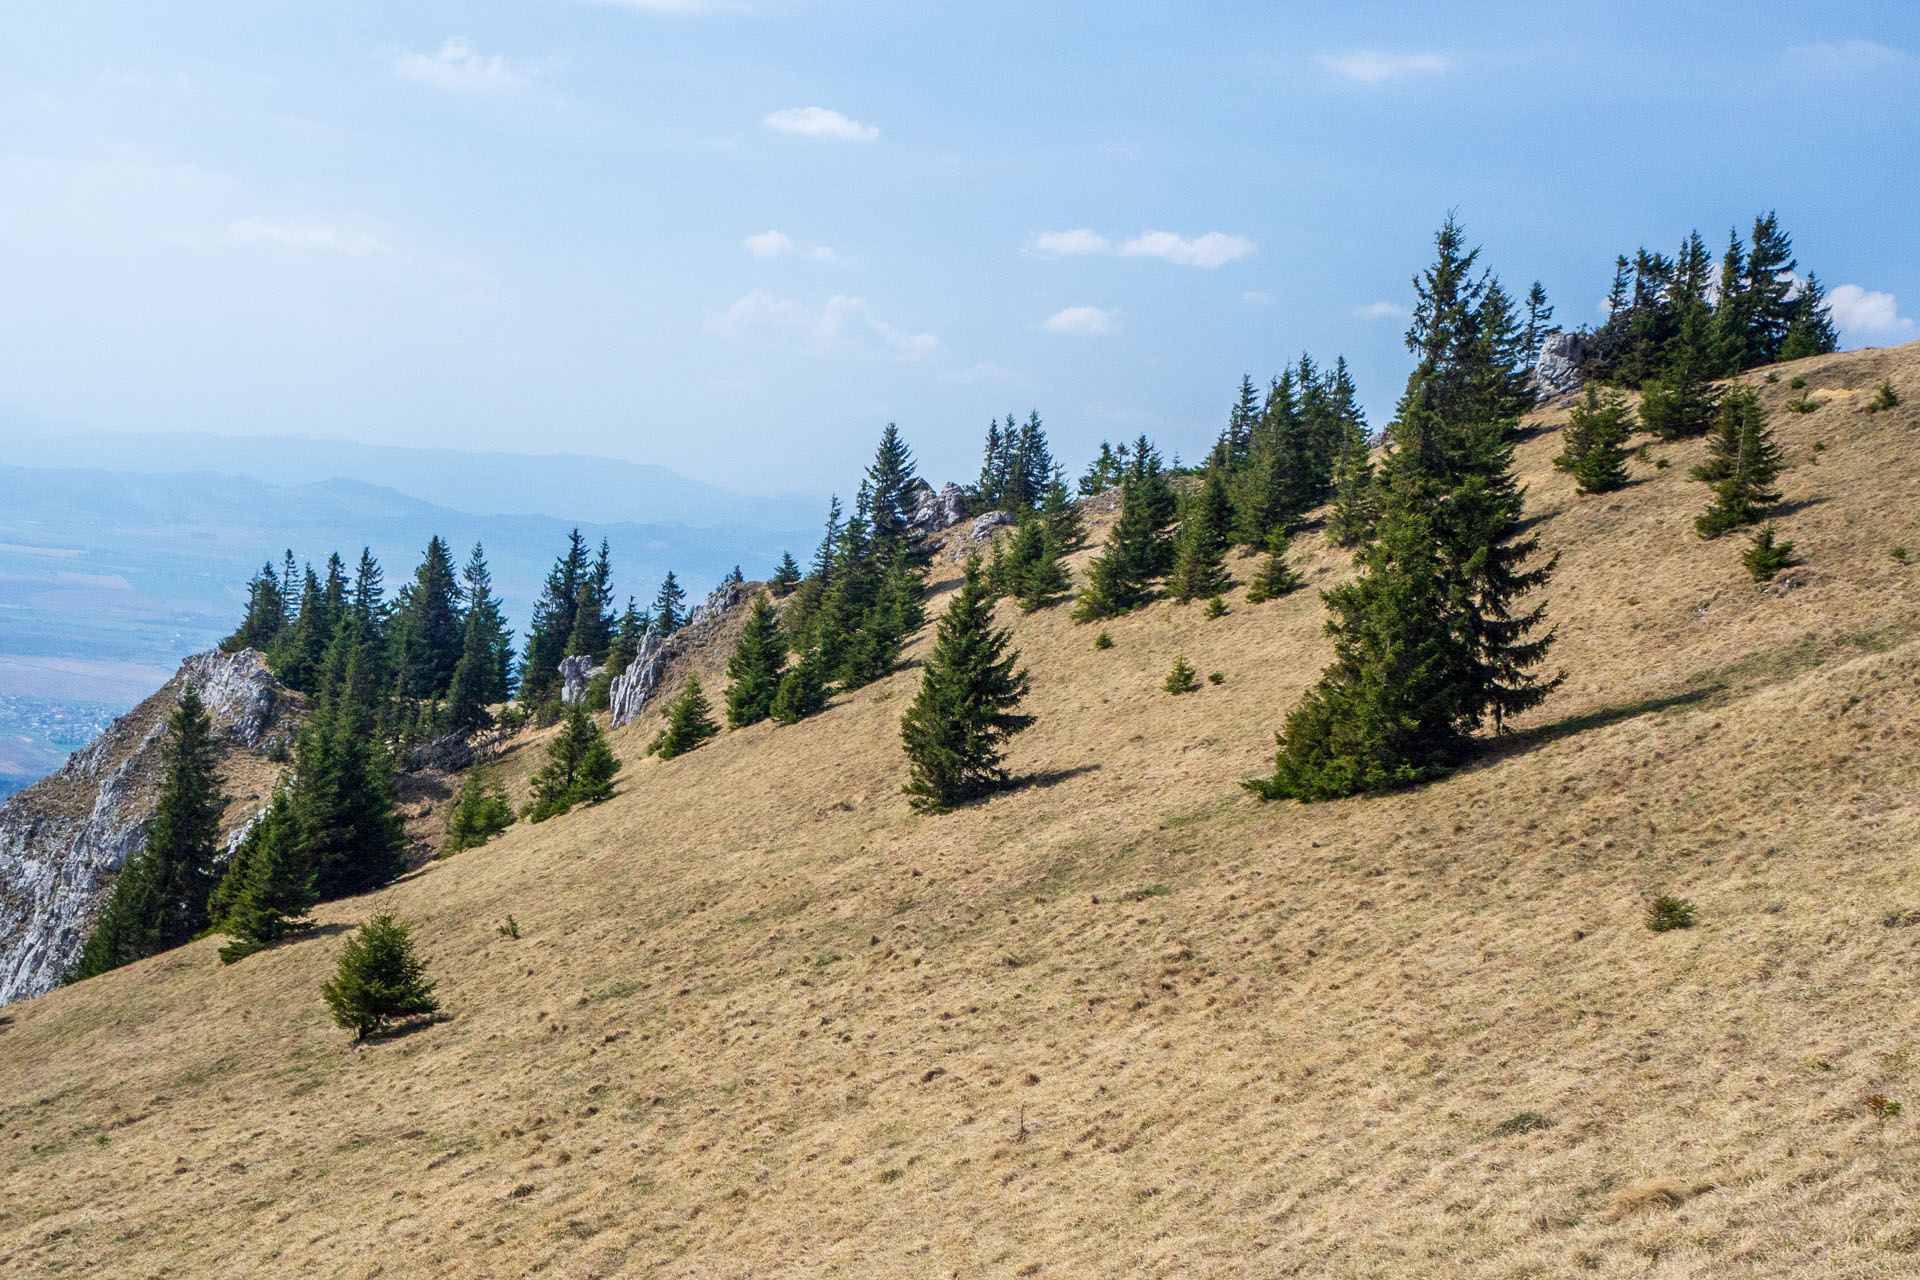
[558,655,604,706]
[609,580,750,729]
[1533,331,1586,401]
[0,649,283,1006]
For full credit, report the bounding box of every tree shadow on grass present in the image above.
[1010,763,1101,793]
[1479,685,1722,765]
[1768,495,1830,519]
[360,1011,451,1046]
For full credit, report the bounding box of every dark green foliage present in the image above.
[210,788,315,964]
[771,552,803,595]
[320,914,439,1040]
[1741,524,1795,580]
[1168,469,1233,603]
[1077,440,1129,496]
[1220,357,1368,547]
[1163,655,1197,694]
[389,536,465,702]
[520,530,592,706]
[1553,385,1633,494]
[605,598,648,680]
[1072,439,1174,621]
[1203,596,1227,620]
[68,689,225,981]
[1092,631,1113,650]
[866,422,924,559]
[972,412,1055,514]
[1692,387,1782,537]
[1208,671,1225,685]
[222,562,287,653]
[770,647,830,724]
[440,768,515,855]
[1645,894,1696,932]
[725,594,787,728]
[1245,529,1305,603]
[299,640,408,899]
[900,555,1034,812]
[1521,281,1558,360]
[1866,381,1900,413]
[648,675,718,760]
[526,704,622,820]
[564,540,615,660]
[1250,216,1560,802]
[1324,427,1380,549]
[651,570,687,638]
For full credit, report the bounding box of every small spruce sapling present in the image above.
[649,675,719,759]
[1740,524,1795,581]
[770,649,830,724]
[1203,596,1227,620]
[525,704,622,821]
[1245,529,1305,603]
[1693,387,1783,537]
[320,914,439,1040]
[440,768,515,855]
[1866,381,1900,413]
[1553,385,1633,495]
[1092,631,1113,650]
[1163,655,1197,695]
[1644,895,1696,932]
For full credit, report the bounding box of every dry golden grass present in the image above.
[4,343,1920,1278]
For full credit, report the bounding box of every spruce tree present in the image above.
[1638,309,1721,440]
[68,688,226,981]
[866,422,921,559]
[724,594,787,728]
[526,703,621,819]
[565,540,615,660]
[1071,442,1174,621]
[351,548,388,642]
[1245,530,1305,603]
[520,530,591,706]
[771,552,802,596]
[649,676,718,759]
[1779,274,1839,360]
[320,914,439,1040]
[459,543,513,703]
[605,597,646,679]
[224,563,287,653]
[1325,427,1380,548]
[211,787,315,963]
[1168,470,1233,603]
[441,768,515,854]
[1249,216,1560,800]
[1553,385,1633,495]
[1521,280,1558,360]
[1692,386,1782,537]
[900,556,1034,812]
[274,564,330,692]
[770,647,830,724]
[652,571,687,638]
[1741,523,1795,580]
[390,537,464,702]
[300,639,408,898]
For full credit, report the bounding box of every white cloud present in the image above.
[1032,229,1112,256]
[1044,306,1119,336]
[1353,300,1409,320]
[1119,230,1255,268]
[1828,284,1916,341]
[743,229,836,262]
[707,289,934,359]
[1031,228,1254,268]
[762,107,878,142]
[1791,39,1905,68]
[1316,49,1450,83]
[227,217,386,256]
[1242,291,1274,305]
[391,39,528,93]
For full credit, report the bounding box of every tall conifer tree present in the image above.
[724,595,787,729]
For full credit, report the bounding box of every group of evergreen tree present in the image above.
[1250,216,1560,801]
[1208,357,1371,546]
[1553,385,1635,495]
[971,411,1057,513]
[1071,436,1178,620]
[525,704,621,819]
[1579,213,1838,397]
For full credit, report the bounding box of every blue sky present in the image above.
[1,1,1914,495]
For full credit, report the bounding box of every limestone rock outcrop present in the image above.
[608,581,751,728]
[558,655,604,706]
[1534,331,1586,401]
[0,649,284,1006]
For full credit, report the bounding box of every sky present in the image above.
[1,1,1915,497]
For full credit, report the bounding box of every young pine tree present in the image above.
[652,571,687,638]
[526,704,622,820]
[1553,385,1634,495]
[900,556,1035,813]
[68,688,226,981]
[1167,471,1234,603]
[223,563,288,654]
[299,640,408,899]
[649,675,718,760]
[770,647,830,724]
[1324,428,1381,548]
[1071,451,1174,621]
[210,787,315,963]
[724,594,788,729]
[319,914,439,1041]
[1741,523,1795,580]
[1245,530,1305,603]
[440,768,516,854]
[771,552,803,596]
[1692,386,1783,538]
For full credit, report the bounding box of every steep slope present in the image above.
[2,344,1919,1278]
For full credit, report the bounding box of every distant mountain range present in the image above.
[0,453,821,794]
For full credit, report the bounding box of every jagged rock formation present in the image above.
[904,479,968,532]
[1534,331,1586,400]
[0,649,283,1006]
[558,655,604,705]
[970,510,1012,539]
[609,581,750,728]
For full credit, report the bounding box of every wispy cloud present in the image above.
[743,229,837,262]
[227,217,386,256]
[1353,300,1409,320]
[1120,231,1255,268]
[391,39,528,93]
[762,107,878,142]
[1790,39,1906,68]
[708,289,934,359]
[1242,291,1274,305]
[1316,49,1450,84]
[1043,306,1119,336]
[1032,229,1111,255]
[1828,284,1916,341]
[1032,228,1254,268]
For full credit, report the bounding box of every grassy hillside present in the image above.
[3,344,1919,1278]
